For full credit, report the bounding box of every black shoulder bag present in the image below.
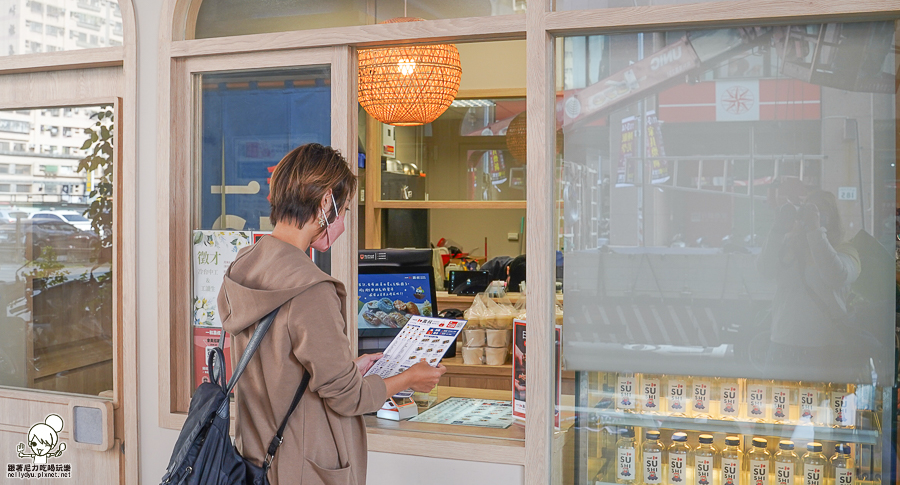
[160,307,311,485]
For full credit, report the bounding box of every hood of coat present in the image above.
[219,235,345,335]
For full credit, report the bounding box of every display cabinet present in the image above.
[572,372,891,485]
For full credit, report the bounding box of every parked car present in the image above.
[0,209,29,223]
[0,219,98,251]
[29,210,93,232]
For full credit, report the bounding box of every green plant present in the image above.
[77,106,114,255]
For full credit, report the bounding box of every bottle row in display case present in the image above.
[614,374,873,428]
[601,428,874,485]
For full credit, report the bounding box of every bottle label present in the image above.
[617,447,635,480]
[720,382,740,417]
[693,381,711,413]
[669,451,687,484]
[832,391,855,427]
[617,376,636,410]
[836,469,853,485]
[799,389,817,422]
[751,459,769,485]
[695,456,713,485]
[723,458,741,485]
[642,378,660,410]
[644,451,662,484]
[748,384,767,418]
[772,387,789,420]
[668,380,687,413]
[775,462,794,485]
[804,464,823,485]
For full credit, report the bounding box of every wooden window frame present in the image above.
[157,0,900,476]
[0,1,139,481]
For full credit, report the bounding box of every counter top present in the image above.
[364,386,525,464]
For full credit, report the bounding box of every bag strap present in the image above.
[262,370,311,473]
[214,307,280,395]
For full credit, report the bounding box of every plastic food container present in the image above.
[486,329,510,348]
[485,346,508,366]
[464,329,486,347]
[462,346,485,365]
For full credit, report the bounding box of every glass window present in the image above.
[376,97,526,202]
[554,21,896,485]
[190,66,332,386]
[1,0,122,59]
[555,0,739,9]
[0,105,114,397]
[193,0,524,39]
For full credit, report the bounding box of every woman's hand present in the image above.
[403,360,447,392]
[384,359,446,396]
[354,353,382,375]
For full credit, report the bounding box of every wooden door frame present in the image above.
[0,0,138,481]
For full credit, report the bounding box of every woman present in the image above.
[756,189,860,371]
[218,143,445,485]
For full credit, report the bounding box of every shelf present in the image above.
[574,407,880,445]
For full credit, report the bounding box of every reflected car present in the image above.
[29,210,93,232]
[0,219,98,250]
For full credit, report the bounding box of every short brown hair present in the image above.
[269,143,357,230]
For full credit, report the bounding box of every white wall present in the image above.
[131,3,523,484]
[132,1,181,483]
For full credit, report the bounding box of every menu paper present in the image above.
[364,316,466,398]
[409,397,514,429]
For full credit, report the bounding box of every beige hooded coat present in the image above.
[218,236,387,485]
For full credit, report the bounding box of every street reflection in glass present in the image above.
[0,105,114,397]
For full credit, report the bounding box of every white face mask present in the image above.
[310,193,345,252]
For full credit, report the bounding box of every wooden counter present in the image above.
[364,386,525,462]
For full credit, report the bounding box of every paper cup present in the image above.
[486,329,510,348]
[467,315,483,329]
[485,346,508,366]
[464,329,486,347]
[462,346,485,365]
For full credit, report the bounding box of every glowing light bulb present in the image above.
[397,58,416,75]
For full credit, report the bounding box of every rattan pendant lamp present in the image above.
[358,6,462,126]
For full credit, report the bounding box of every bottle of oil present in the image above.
[668,432,690,485]
[830,444,853,485]
[643,430,664,485]
[642,374,662,414]
[771,381,792,424]
[773,441,798,485]
[829,383,856,428]
[746,380,769,422]
[801,442,826,485]
[617,373,638,413]
[694,434,717,485]
[667,376,691,417]
[797,383,822,426]
[692,379,714,419]
[748,438,771,485]
[721,436,743,485]
[617,427,638,484]
[718,378,742,421]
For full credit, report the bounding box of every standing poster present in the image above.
[193,327,233,387]
[512,320,562,427]
[192,230,252,327]
[646,110,669,184]
[616,116,638,187]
